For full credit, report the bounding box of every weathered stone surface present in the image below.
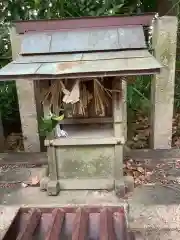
[56,146,114,178]
[10,27,40,152]
[58,179,114,190]
[151,16,178,149]
[115,180,125,197]
[40,177,49,191]
[47,180,60,196]
[124,175,134,193]
[16,80,40,152]
[0,206,20,240]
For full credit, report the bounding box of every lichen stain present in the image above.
[57,147,113,178]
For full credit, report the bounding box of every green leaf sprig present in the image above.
[39,113,64,137]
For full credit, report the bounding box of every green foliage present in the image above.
[139,0,157,12]
[127,76,151,115]
[39,114,64,137]
[1,0,145,21]
[0,0,175,124]
[0,81,20,122]
[174,72,180,112]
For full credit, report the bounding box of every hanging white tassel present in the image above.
[63,80,80,104]
[55,124,68,138]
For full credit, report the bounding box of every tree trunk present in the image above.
[157,0,178,16]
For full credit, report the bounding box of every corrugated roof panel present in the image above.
[15,50,151,64]
[81,49,150,61]
[0,52,162,80]
[0,62,41,76]
[36,56,161,75]
[21,33,51,55]
[15,53,83,63]
[50,26,146,53]
[20,26,146,55]
[118,26,146,49]
[50,28,119,53]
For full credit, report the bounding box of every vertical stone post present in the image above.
[39,81,59,195]
[10,27,40,152]
[113,77,125,196]
[122,79,127,141]
[151,16,178,149]
[112,78,127,141]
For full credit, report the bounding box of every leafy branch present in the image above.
[39,114,64,137]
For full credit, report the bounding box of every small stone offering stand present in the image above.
[0,14,162,195]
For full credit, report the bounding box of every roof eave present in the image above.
[0,68,161,81]
[13,13,157,34]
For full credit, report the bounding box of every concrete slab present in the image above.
[129,204,180,229]
[1,178,180,206]
[0,187,124,205]
[0,206,20,240]
[127,185,180,239]
[129,204,180,240]
[0,168,31,183]
[0,167,45,184]
[0,152,47,166]
[133,229,180,240]
[128,184,180,205]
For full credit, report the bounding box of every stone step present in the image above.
[0,167,46,185]
[129,203,180,229]
[128,203,180,240]
[128,183,180,205]
[131,228,180,240]
[126,183,180,239]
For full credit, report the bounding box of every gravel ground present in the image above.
[129,204,180,240]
